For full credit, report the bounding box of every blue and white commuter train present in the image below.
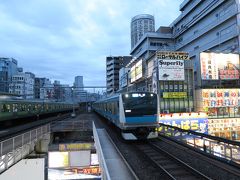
[93,92,159,140]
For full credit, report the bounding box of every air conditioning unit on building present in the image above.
[163,110,169,114]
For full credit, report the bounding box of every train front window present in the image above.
[122,93,157,117]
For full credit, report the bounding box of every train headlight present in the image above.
[151,94,153,97]
[125,94,129,98]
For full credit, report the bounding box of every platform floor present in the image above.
[94,126,136,180]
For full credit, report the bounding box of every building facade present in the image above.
[126,0,240,140]
[74,76,84,90]
[106,56,131,96]
[131,14,155,49]
[172,0,240,88]
[9,72,35,99]
[0,58,18,92]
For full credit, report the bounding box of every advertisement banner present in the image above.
[159,117,208,134]
[130,65,135,83]
[201,89,240,107]
[135,59,143,80]
[200,52,240,80]
[130,60,143,83]
[59,143,93,151]
[152,69,157,94]
[158,59,185,80]
[157,51,189,60]
[163,92,187,98]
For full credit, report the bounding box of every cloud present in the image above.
[0,0,181,86]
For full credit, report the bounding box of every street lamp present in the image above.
[71,87,76,118]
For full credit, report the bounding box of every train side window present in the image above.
[2,104,8,112]
[4,104,11,112]
[13,104,18,112]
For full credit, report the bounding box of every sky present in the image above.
[0,0,181,86]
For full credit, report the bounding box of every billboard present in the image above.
[158,59,185,80]
[135,59,143,80]
[130,65,136,83]
[200,89,240,108]
[200,52,240,80]
[152,70,157,94]
[159,117,208,134]
[163,92,187,98]
[59,143,93,151]
[49,152,69,168]
[130,59,143,83]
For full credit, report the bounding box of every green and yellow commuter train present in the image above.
[0,99,76,122]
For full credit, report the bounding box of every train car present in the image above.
[93,91,159,140]
[0,99,76,122]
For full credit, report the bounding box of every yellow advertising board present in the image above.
[163,92,187,98]
[59,143,93,151]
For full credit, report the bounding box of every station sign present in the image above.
[163,92,187,98]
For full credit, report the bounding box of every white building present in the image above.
[9,72,34,99]
[131,14,155,49]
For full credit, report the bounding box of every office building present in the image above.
[0,58,18,92]
[9,72,35,99]
[106,56,131,96]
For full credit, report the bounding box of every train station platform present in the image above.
[93,122,137,180]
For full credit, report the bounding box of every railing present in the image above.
[51,119,92,132]
[158,123,240,165]
[92,122,111,180]
[0,124,50,173]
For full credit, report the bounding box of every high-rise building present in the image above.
[106,56,131,95]
[74,76,84,90]
[0,58,18,92]
[131,14,155,49]
[73,76,87,102]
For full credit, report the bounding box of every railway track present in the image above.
[135,141,212,180]
[157,135,240,179]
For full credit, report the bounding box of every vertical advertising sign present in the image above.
[130,65,136,83]
[130,59,143,83]
[135,59,143,80]
[152,70,157,94]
